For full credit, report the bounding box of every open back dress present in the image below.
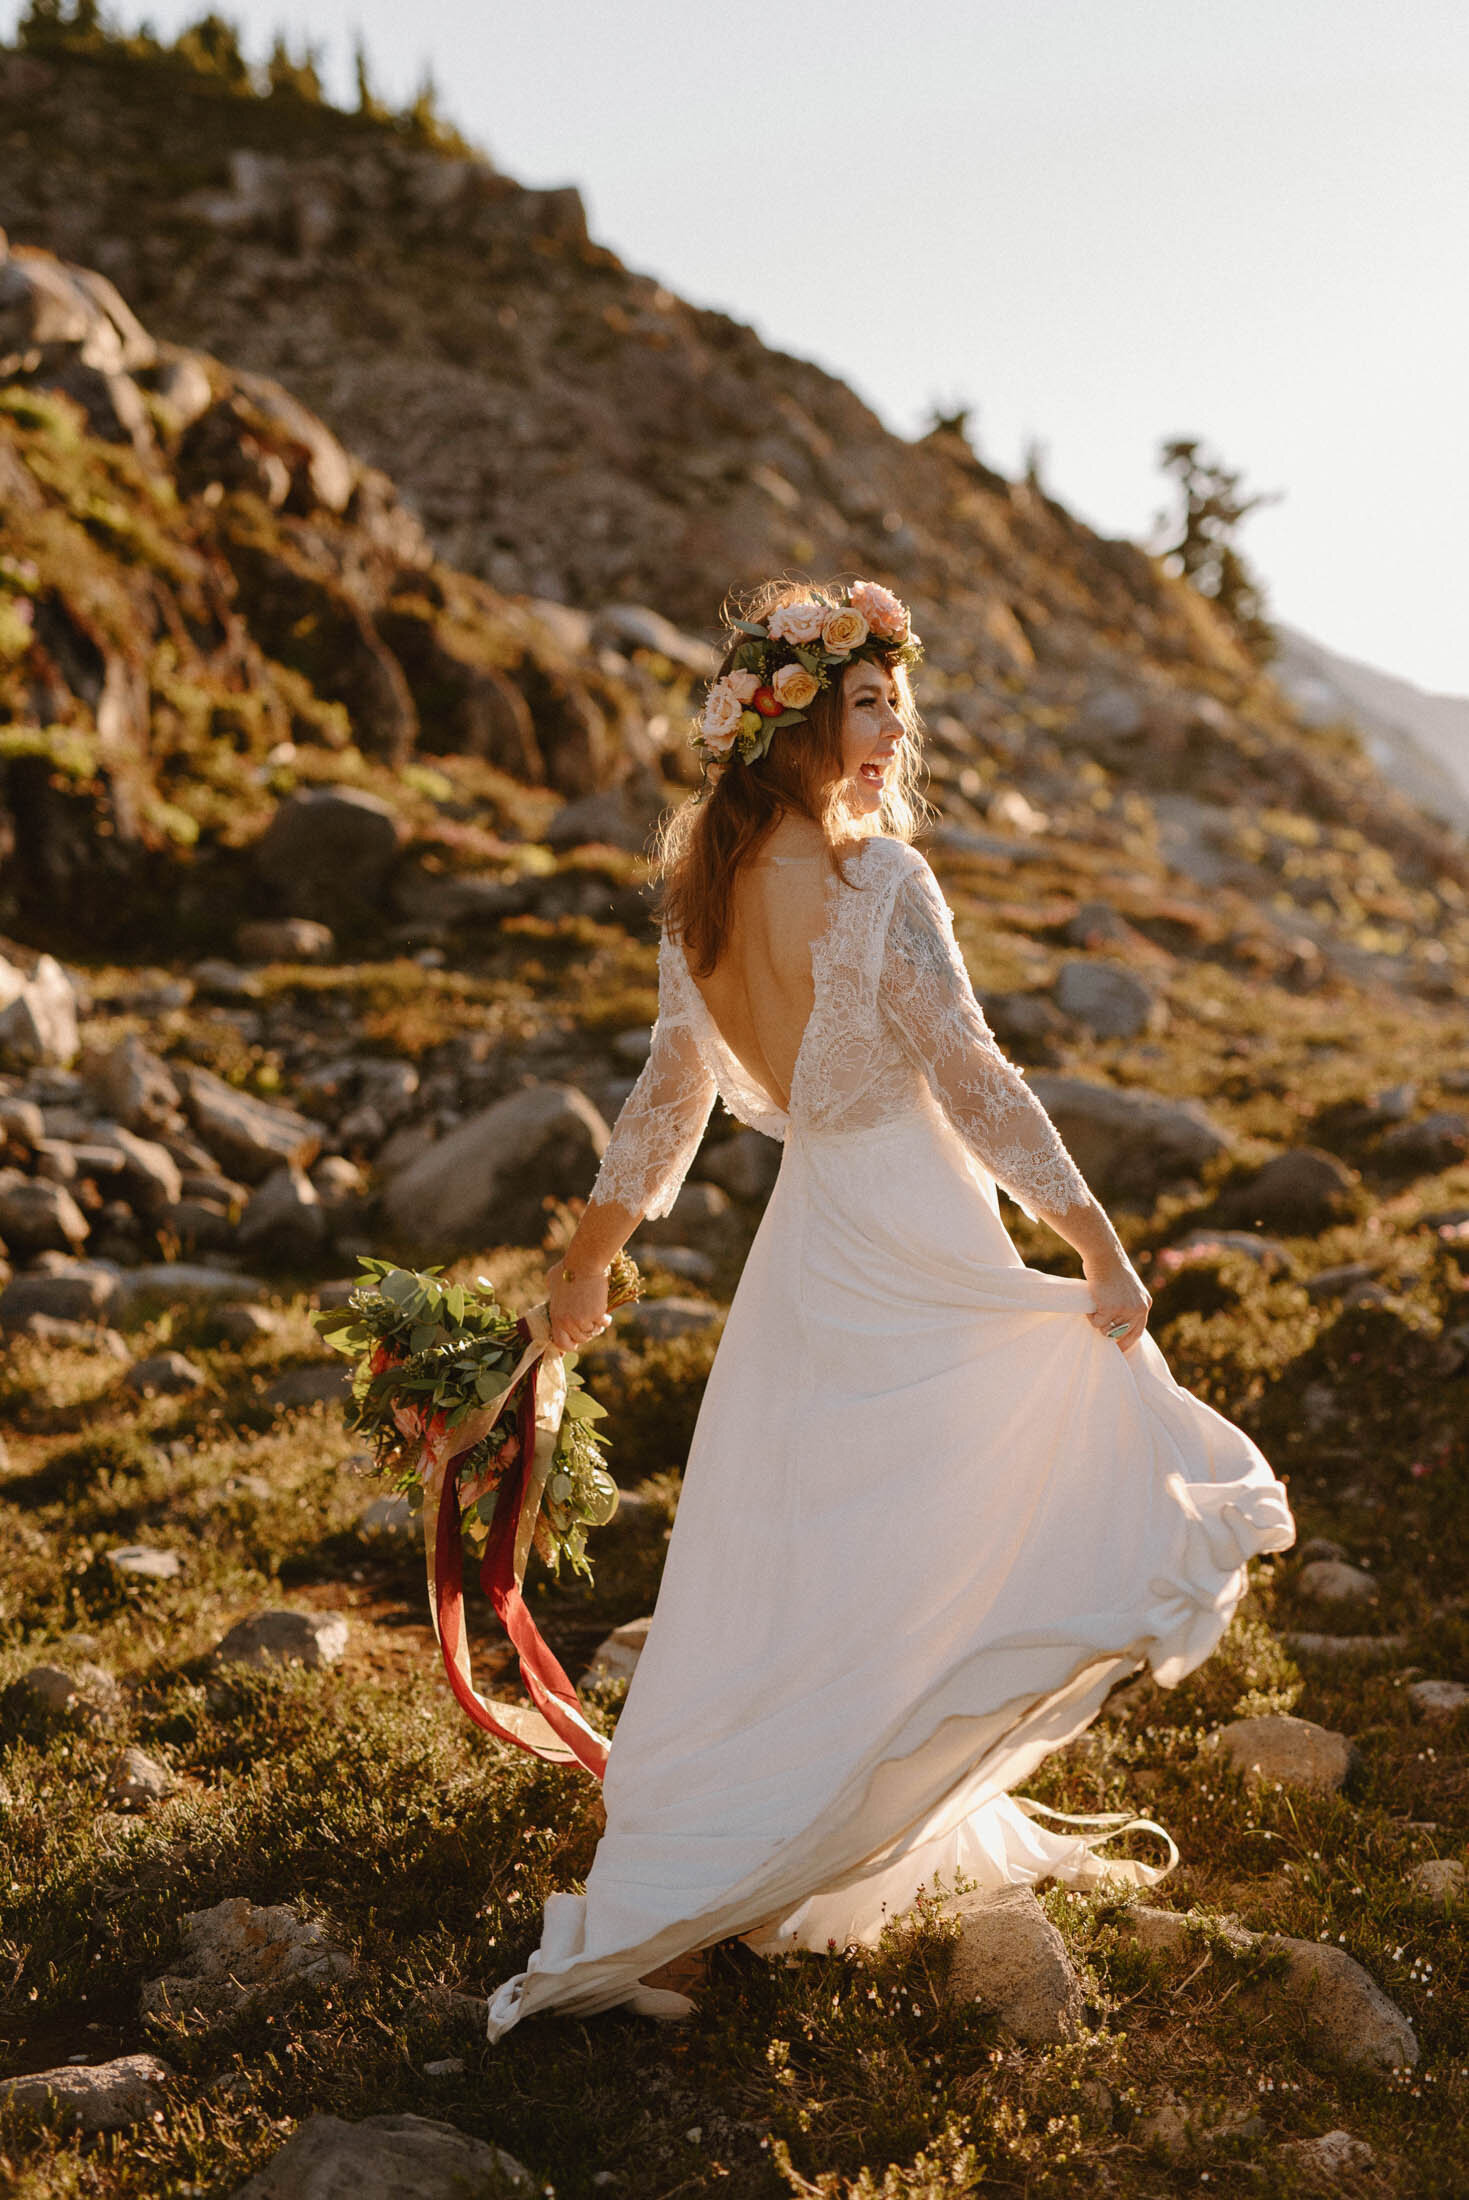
[487,835,1294,2037]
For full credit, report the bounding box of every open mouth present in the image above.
[857,759,888,786]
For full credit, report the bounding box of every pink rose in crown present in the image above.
[724,669,761,702]
[700,679,746,746]
[821,607,869,656]
[849,580,909,640]
[767,600,827,645]
[772,663,820,709]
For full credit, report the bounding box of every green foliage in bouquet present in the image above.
[311,1255,640,1578]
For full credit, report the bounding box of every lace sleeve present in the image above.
[587,929,718,1222]
[878,862,1092,1221]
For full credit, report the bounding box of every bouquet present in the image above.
[312,1254,643,1778]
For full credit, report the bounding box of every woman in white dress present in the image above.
[486,579,1294,2040]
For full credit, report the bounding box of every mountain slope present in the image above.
[1273,622,1469,833]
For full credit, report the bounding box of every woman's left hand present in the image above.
[1082,1246,1152,1352]
[546,1258,612,1352]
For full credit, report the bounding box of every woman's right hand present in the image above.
[546,1258,612,1353]
[1082,1244,1152,1352]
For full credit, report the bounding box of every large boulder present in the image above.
[230,2112,533,2199]
[83,1034,181,1133]
[380,1084,609,1255]
[141,1896,352,2029]
[236,1165,328,1266]
[1054,959,1163,1040]
[0,1169,89,1252]
[1266,1937,1418,2072]
[253,788,404,919]
[213,1610,349,1669]
[182,1067,323,1184]
[1215,1148,1357,1233]
[0,1256,119,1328]
[0,2053,171,2133]
[1025,1076,1231,1206]
[1210,1714,1357,1793]
[942,1886,1084,2043]
[0,951,80,1066]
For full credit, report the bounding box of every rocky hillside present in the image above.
[2,29,1469,2200]
[3,29,1467,937]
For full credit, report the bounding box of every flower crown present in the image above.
[692,580,922,766]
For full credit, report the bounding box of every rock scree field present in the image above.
[0,23,1467,2199]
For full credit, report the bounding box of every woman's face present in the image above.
[839,659,905,817]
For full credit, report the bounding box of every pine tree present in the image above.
[1156,437,1280,663]
[265,30,324,104]
[353,32,389,122]
[171,11,251,87]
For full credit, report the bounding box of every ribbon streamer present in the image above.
[399,1304,609,1780]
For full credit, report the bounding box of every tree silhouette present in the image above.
[1156,437,1281,663]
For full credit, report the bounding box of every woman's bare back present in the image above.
[689,834,847,1113]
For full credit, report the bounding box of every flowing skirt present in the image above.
[487,1104,1294,2035]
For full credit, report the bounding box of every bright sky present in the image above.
[9,0,1468,695]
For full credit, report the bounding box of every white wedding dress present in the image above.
[486,836,1294,2037]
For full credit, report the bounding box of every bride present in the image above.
[486,578,1294,2039]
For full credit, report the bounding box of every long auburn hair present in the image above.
[657,579,928,975]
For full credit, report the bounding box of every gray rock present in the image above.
[591,602,719,678]
[1266,1936,1418,2071]
[106,1544,183,1582]
[160,1196,236,1253]
[636,1180,730,1248]
[943,1886,1084,2043]
[695,1129,783,1203]
[381,1083,609,1255]
[1286,1632,1408,1660]
[262,1363,351,1410]
[0,953,79,1067]
[105,1744,174,1810]
[213,1609,349,1670]
[0,1096,46,1145]
[84,1034,180,1133]
[0,1169,89,1252]
[1406,1679,1469,1718]
[111,1125,183,1213]
[1377,1111,1469,1175]
[234,918,336,964]
[1307,1261,1382,1303]
[543,785,662,854]
[1025,1076,1231,1206]
[643,1245,717,1286]
[1405,1858,1464,1903]
[1218,1148,1357,1234]
[358,1492,417,1543]
[31,1136,78,1182]
[582,1616,652,1686]
[336,1102,386,1150]
[1211,1714,1357,1793]
[12,1312,129,1356]
[179,1169,249,1209]
[237,1164,327,1265]
[422,2057,465,2079]
[123,1351,207,1397]
[118,1263,268,1315]
[611,1027,652,1068]
[229,2111,533,2199]
[254,788,404,917]
[0,2052,171,2133]
[190,958,264,1002]
[142,1896,353,2029]
[216,1302,281,1344]
[1169,1229,1291,1272]
[182,1066,323,1184]
[9,1659,118,1724]
[0,1258,119,1327]
[1282,2130,1375,2178]
[1298,1559,1378,1606]
[615,1296,722,1342]
[1054,959,1162,1040]
[1115,1906,1254,1961]
[1298,1535,1348,1564]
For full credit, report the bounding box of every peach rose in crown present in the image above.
[767,600,827,646]
[821,606,869,656]
[699,679,746,751]
[772,662,820,710]
[849,580,909,640]
[724,669,761,702]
